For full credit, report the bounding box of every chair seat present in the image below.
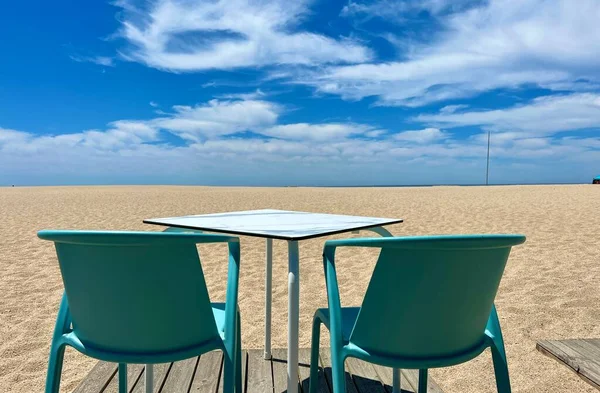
[316,307,361,343]
[60,303,232,364]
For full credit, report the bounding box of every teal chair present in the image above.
[309,234,526,393]
[38,230,242,393]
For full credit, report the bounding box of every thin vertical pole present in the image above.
[287,240,300,393]
[145,364,153,393]
[264,238,273,359]
[486,130,491,185]
[392,368,401,393]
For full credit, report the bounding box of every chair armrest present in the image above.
[162,227,203,233]
[161,232,239,244]
[324,237,397,249]
[224,241,241,350]
[322,246,345,349]
[325,234,526,250]
[37,230,238,245]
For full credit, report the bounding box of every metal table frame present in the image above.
[143,210,403,393]
[261,225,401,393]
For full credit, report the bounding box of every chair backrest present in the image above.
[349,235,525,359]
[40,231,221,355]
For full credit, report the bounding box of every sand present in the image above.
[1,185,599,393]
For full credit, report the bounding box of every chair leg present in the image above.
[118,364,128,393]
[45,294,72,393]
[45,341,66,393]
[224,313,240,393]
[330,348,346,393]
[487,305,511,393]
[223,348,235,393]
[418,369,428,393]
[309,317,321,393]
[491,344,511,393]
[392,368,401,393]
[235,313,243,393]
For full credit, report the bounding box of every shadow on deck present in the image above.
[71,348,444,393]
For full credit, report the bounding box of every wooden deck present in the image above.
[537,339,600,390]
[72,348,444,393]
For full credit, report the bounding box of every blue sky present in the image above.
[1,0,599,186]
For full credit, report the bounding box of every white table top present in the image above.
[144,209,402,240]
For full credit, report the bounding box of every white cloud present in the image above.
[217,89,266,101]
[0,128,30,144]
[149,99,281,142]
[262,123,377,141]
[393,128,448,144]
[2,96,600,186]
[341,0,475,21]
[439,104,468,114]
[0,122,159,154]
[365,129,386,138]
[304,0,600,106]
[416,93,600,134]
[149,101,159,107]
[70,55,115,67]
[115,0,371,72]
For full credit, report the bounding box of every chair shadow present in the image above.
[271,354,416,393]
[295,366,415,393]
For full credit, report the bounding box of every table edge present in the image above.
[142,219,404,241]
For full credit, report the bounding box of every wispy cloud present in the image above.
[416,93,600,134]
[439,104,469,114]
[302,0,600,106]
[216,89,266,101]
[393,128,448,144]
[114,0,371,72]
[341,0,476,21]
[69,55,115,67]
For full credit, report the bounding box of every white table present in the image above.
[144,209,402,393]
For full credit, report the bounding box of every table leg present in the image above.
[145,364,153,393]
[264,238,273,359]
[287,240,300,393]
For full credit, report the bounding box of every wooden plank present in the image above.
[538,339,600,387]
[72,351,446,393]
[346,358,386,393]
[160,357,199,393]
[131,364,171,393]
[571,339,600,362]
[72,362,118,393]
[104,364,145,393]
[272,348,302,393]
[298,348,329,393]
[537,339,600,390]
[246,349,273,392]
[569,339,600,383]
[190,351,222,393]
[320,350,358,393]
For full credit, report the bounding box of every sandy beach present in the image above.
[1,184,599,393]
